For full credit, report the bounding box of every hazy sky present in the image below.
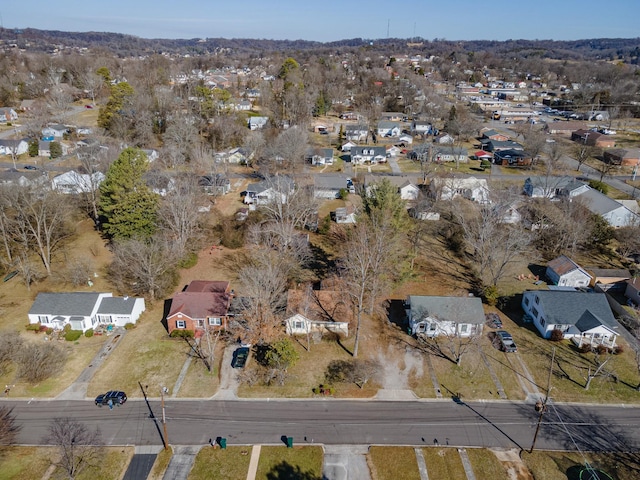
[2,0,639,42]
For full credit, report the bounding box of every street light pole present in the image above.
[160,386,169,450]
[529,347,555,453]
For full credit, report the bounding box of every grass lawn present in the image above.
[368,446,421,480]
[0,447,54,480]
[421,447,466,480]
[87,301,188,398]
[148,446,173,480]
[73,447,133,480]
[521,450,635,480]
[188,446,252,480]
[237,337,378,398]
[255,445,323,480]
[466,448,510,480]
[175,346,221,398]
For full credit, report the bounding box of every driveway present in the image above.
[212,344,241,399]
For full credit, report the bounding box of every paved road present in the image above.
[5,399,640,453]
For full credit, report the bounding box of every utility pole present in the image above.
[529,347,555,453]
[160,386,169,450]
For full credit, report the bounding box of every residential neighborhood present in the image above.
[1,24,640,480]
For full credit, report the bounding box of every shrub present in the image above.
[84,329,94,338]
[63,324,72,332]
[124,322,136,330]
[483,286,500,307]
[25,324,41,332]
[589,180,609,195]
[316,214,332,235]
[596,344,610,355]
[578,343,592,354]
[613,345,625,355]
[549,329,564,342]
[170,329,194,338]
[338,188,349,200]
[480,159,491,170]
[64,330,83,342]
[16,343,67,383]
[178,252,198,269]
[45,328,54,335]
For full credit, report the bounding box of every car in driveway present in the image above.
[232,347,250,368]
[494,330,517,353]
[95,390,127,406]
[485,313,502,329]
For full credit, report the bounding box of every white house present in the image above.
[314,174,351,199]
[52,170,105,194]
[345,125,368,142]
[284,288,352,337]
[248,116,268,130]
[306,148,334,166]
[406,295,484,337]
[546,255,592,288]
[575,188,639,228]
[433,146,468,163]
[244,175,294,205]
[429,176,490,204]
[0,139,29,156]
[523,176,589,199]
[341,141,358,152]
[377,121,401,138]
[28,292,145,332]
[0,108,18,123]
[364,175,420,201]
[284,313,349,337]
[42,124,68,138]
[350,146,386,165]
[521,290,618,347]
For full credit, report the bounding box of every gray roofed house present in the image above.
[0,138,29,156]
[28,292,145,332]
[523,176,589,199]
[306,148,334,166]
[244,175,295,205]
[350,146,386,165]
[0,169,48,187]
[574,187,639,227]
[484,139,524,152]
[314,173,352,199]
[344,124,368,142]
[364,174,420,201]
[521,290,618,348]
[406,295,484,337]
[546,255,592,288]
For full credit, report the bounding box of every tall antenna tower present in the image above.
[387,19,390,38]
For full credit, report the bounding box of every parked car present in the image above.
[232,347,250,368]
[95,391,127,406]
[494,330,517,353]
[23,165,37,170]
[485,313,502,329]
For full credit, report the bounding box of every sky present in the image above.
[2,0,640,42]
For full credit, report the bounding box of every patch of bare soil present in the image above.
[377,344,424,389]
[492,449,534,480]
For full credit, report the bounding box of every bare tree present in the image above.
[235,248,289,344]
[16,343,67,383]
[267,127,309,174]
[11,187,74,276]
[157,176,205,257]
[571,143,597,172]
[46,417,102,480]
[0,407,20,446]
[584,353,613,390]
[108,236,180,301]
[0,332,23,376]
[77,145,109,224]
[453,193,533,291]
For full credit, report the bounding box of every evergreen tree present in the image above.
[98,148,159,239]
[97,82,135,131]
[28,139,39,157]
[49,142,62,159]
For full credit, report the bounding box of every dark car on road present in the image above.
[23,165,37,170]
[232,347,250,368]
[494,330,517,353]
[95,390,127,406]
[485,313,502,329]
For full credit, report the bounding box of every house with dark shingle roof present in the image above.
[522,290,619,347]
[546,255,592,288]
[575,187,639,227]
[167,280,232,335]
[406,295,484,337]
[28,292,145,332]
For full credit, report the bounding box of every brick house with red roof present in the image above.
[167,280,232,335]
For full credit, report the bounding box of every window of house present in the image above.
[531,306,539,318]
[460,324,468,333]
[208,317,222,326]
[534,296,539,305]
[294,321,304,329]
[38,315,49,324]
[429,324,437,331]
[196,319,204,327]
[176,320,186,329]
[540,317,545,327]
[524,297,530,306]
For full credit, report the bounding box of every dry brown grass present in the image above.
[175,342,223,398]
[422,447,467,480]
[0,446,55,480]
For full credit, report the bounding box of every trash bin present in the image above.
[286,437,293,448]
[219,438,227,449]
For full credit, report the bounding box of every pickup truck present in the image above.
[495,330,517,353]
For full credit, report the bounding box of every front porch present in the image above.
[571,333,617,350]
